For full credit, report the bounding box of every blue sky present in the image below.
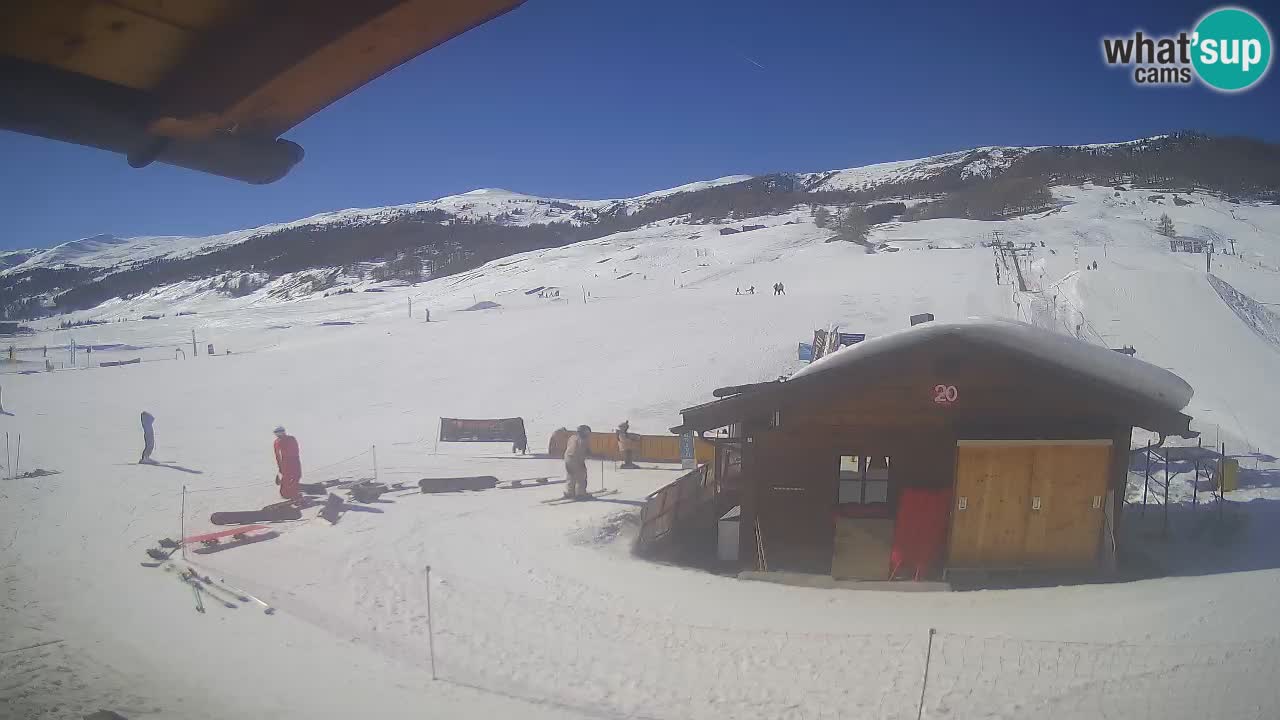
[2,0,1277,249]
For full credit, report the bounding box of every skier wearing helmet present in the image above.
[562,424,591,499]
[273,425,303,501]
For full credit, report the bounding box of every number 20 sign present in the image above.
[932,384,958,406]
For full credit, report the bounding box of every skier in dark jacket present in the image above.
[512,424,528,455]
[139,411,156,464]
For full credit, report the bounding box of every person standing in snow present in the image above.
[563,425,591,499]
[616,421,639,469]
[778,282,785,295]
[139,411,156,464]
[273,426,303,501]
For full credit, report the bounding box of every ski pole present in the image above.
[185,569,238,609]
[425,565,437,680]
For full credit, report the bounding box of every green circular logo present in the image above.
[1192,7,1272,91]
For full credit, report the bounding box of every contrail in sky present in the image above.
[741,54,766,70]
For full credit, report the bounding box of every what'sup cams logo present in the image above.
[1103,6,1272,91]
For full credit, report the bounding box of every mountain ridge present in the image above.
[4,131,1277,320]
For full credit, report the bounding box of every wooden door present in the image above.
[948,444,1034,567]
[948,441,1111,570]
[1022,444,1111,567]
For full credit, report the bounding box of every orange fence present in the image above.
[547,429,714,464]
[637,462,721,548]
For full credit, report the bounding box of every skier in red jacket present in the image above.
[273,426,303,501]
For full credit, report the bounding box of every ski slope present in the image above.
[3,184,1280,719]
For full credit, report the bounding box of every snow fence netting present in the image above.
[424,569,1280,720]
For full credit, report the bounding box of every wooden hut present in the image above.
[670,318,1195,581]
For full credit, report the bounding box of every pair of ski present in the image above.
[498,476,558,489]
[142,525,279,567]
[541,488,619,505]
[165,563,275,614]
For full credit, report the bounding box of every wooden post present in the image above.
[425,565,437,681]
[180,485,188,560]
[1218,442,1226,524]
[372,445,378,483]
[916,628,937,720]
[191,329,197,358]
[1193,437,1202,507]
[1162,453,1171,538]
[1141,441,1151,516]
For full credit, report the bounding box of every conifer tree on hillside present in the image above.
[834,206,870,244]
[1156,213,1176,237]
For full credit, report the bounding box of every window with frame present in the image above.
[838,455,891,506]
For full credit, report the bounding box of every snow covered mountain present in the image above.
[3,132,1277,321]
[6,135,1280,720]
[0,176,757,275]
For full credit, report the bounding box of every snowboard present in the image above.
[418,475,499,493]
[210,506,302,525]
[183,525,269,545]
[192,529,278,554]
[541,489,619,505]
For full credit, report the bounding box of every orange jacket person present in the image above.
[273,426,303,500]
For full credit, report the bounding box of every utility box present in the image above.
[1217,458,1240,492]
[718,506,741,562]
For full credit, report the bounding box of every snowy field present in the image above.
[3,185,1280,718]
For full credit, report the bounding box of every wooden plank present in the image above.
[148,0,522,139]
[831,518,894,580]
[110,0,241,32]
[948,446,1033,567]
[979,447,1033,566]
[957,439,1114,447]
[1023,444,1110,567]
[2,0,195,90]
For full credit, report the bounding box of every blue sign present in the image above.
[798,342,814,362]
[680,432,696,469]
[837,333,866,347]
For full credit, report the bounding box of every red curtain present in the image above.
[889,488,953,580]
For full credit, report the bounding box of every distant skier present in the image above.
[273,426,303,501]
[562,425,591,499]
[616,420,639,469]
[747,286,755,295]
[139,411,156,464]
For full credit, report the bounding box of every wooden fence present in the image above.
[637,462,721,550]
[547,430,714,464]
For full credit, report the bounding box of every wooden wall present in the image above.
[947,441,1112,569]
[547,429,713,464]
[740,423,957,574]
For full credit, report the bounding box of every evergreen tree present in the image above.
[813,206,832,228]
[834,206,870,244]
[1156,213,1176,237]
